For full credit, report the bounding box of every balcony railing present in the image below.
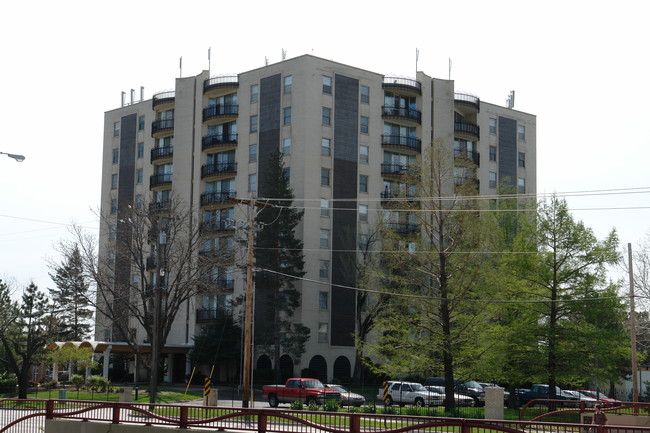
[202,133,238,150]
[152,91,175,109]
[381,163,412,176]
[383,76,422,94]
[454,93,480,112]
[201,162,237,179]
[200,191,235,206]
[203,75,239,93]
[202,104,239,122]
[148,201,171,213]
[196,307,232,323]
[454,121,480,139]
[382,135,422,152]
[151,119,174,136]
[453,149,480,166]
[151,146,173,162]
[200,219,236,232]
[149,173,172,188]
[382,106,422,123]
[385,222,419,234]
[202,277,235,290]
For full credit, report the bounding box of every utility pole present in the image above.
[629,243,639,403]
[150,225,167,404]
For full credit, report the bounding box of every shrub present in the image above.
[290,400,304,410]
[307,401,320,411]
[87,375,110,392]
[71,374,84,391]
[362,402,376,414]
[324,399,340,412]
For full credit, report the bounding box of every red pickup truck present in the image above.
[262,378,341,407]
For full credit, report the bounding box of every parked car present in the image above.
[326,384,366,407]
[263,378,340,407]
[576,390,621,406]
[478,382,511,404]
[518,384,580,406]
[423,377,485,405]
[563,390,598,407]
[377,381,444,407]
[425,385,475,406]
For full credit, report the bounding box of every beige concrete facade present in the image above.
[98,55,536,383]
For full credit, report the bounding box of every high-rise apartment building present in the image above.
[99,54,536,383]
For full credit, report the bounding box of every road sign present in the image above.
[204,378,211,397]
[382,381,389,403]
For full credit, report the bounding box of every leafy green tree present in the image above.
[254,151,306,381]
[501,196,625,397]
[190,317,241,382]
[48,244,94,341]
[0,280,57,398]
[47,345,96,378]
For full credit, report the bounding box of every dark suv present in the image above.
[423,377,485,405]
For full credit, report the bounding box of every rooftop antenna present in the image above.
[140,86,144,102]
[449,58,452,80]
[121,91,125,107]
[130,89,135,105]
[281,49,286,61]
[179,56,183,78]
[208,47,211,74]
[506,90,515,108]
[265,56,269,66]
[415,48,419,75]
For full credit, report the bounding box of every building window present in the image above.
[282,138,291,155]
[112,149,119,164]
[111,174,118,190]
[283,167,290,182]
[321,138,331,156]
[518,124,526,141]
[319,261,329,278]
[489,172,497,188]
[320,229,330,248]
[110,199,117,214]
[137,142,144,158]
[518,177,526,194]
[249,144,257,162]
[322,76,332,94]
[322,107,331,126]
[321,199,330,217]
[360,85,369,103]
[319,291,329,310]
[136,169,143,184]
[135,194,143,210]
[359,175,368,193]
[489,145,497,162]
[250,115,258,133]
[108,225,117,241]
[248,173,257,192]
[359,233,368,250]
[318,323,328,343]
[489,118,497,134]
[360,145,369,164]
[518,152,526,168]
[138,115,145,131]
[283,107,292,126]
[250,84,259,103]
[284,76,292,94]
[360,116,369,134]
[321,168,330,186]
[113,121,120,136]
[359,204,368,222]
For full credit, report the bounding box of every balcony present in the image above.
[454,120,480,141]
[151,146,173,163]
[200,219,236,233]
[454,93,480,115]
[148,201,171,213]
[382,106,421,125]
[149,173,172,189]
[383,76,422,96]
[385,222,419,235]
[200,191,235,207]
[201,162,237,180]
[152,91,175,110]
[453,149,480,167]
[381,135,422,153]
[454,177,480,192]
[203,75,239,96]
[202,277,235,291]
[381,163,412,177]
[196,307,232,323]
[151,119,174,138]
[202,104,239,124]
[202,133,238,151]
[380,191,417,207]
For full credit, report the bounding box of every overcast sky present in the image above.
[1,0,649,294]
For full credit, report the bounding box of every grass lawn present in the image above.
[26,386,203,403]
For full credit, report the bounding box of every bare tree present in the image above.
[58,198,233,402]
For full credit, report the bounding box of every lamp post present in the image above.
[0,152,25,162]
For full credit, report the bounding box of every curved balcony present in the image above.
[381,135,422,153]
[196,307,232,323]
[202,133,238,151]
[380,191,417,207]
[202,104,239,124]
[382,106,421,125]
[200,191,235,207]
[381,163,412,177]
[454,177,480,191]
[203,75,239,96]
[201,162,237,180]
[149,173,172,189]
[453,149,480,167]
[454,93,480,115]
[151,146,173,163]
[151,119,174,138]
[383,76,422,96]
[152,91,175,110]
[148,200,171,213]
[385,222,419,235]
[200,219,236,233]
[454,121,480,141]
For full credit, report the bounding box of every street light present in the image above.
[0,151,26,162]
